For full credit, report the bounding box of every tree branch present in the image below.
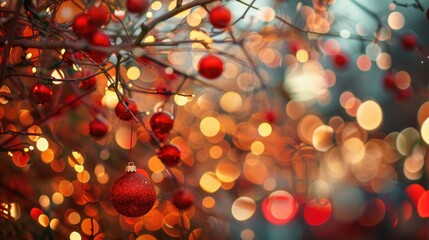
[134,0,219,45]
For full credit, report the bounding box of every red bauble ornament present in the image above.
[209,6,232,29]
[88,31,111,63]
[126,0,150,14]
[332,53,348,69]
[401,33,417,50]
[110,165,156,217]
[150,111,174,135]
[73,13,96,39]
[157,144,181,167]
[31,83,53,104]
[115,98,138,121]
[198,55,223,79]
[89,119,109,138]
[78,77,96,90]
[383,71,396,90]
[171,188,194,210]
[88,4,110,27]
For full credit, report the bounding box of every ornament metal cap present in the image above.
[125,162,136,172]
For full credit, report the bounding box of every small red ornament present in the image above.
[110,163,156,217]
[115,98,138,121]
[150,111,174,135]
[198,55,224,79]
[209,5,232,29]
[31,83,53,104]
[78,77,97,90]
[89,119,109,138]
[383,71,396,90]
[171,188,194,210]
[332,53,348,69]
[126,0,150,14]
[88,4,111,27]
[88,31,111,63]
[401,33,417,50]
[157,144,181,167]
[73,13,96,39]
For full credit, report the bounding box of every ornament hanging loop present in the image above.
[125,162,136,172]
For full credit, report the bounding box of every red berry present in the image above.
[78,77,96,90]
[88,31,111,63]
[171,188,194,210]
[150,111,174,135]
[31,83,53,104]
[89,119,109,138]
[383,71,396,90]
[209,5,232,29]
[157,144,181,167]
[126,0,150,14]
[88,4,110,27]
[401,33,417,50]
[73,13,96,39]
[198,55,223,79]
[115,98,138,121]
[332,53,348,69]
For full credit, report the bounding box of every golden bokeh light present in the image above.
[200,172,222,193]
[421,118,429,144]
[231,197,256,221]
[215,160,240,183]
[356,100,383,131]
[200,117,221,137]
[312,125,334,152]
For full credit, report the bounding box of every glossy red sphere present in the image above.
[31,83,53,104]
[401,33,417,50]
[110,172,156,217]
[126,0,150,14]
[332,53,348,69]
[198,55,223,79]
[88,31,111,63]
[171,188,194,210]
[78,77,96,90]
[88,4,110,27]
[72,13,94,38]
[115,98,138,121]
[209,5,232,29]
[157,144,181,167]
[89,119,109,138]
[150,111,174,135]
